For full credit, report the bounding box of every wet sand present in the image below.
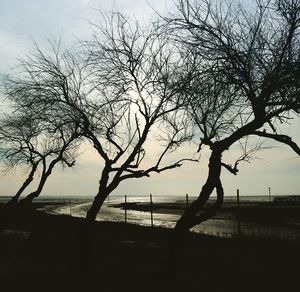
[107,199,300,240]
[111,198,300,217]
[0,202,299,292]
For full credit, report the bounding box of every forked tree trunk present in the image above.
[167,119,266,273]
[0,163,38,236]
[0,159,59,237]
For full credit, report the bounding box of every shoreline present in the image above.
[3,197,300,239]
[110,200,300,222]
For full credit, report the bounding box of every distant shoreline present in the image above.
[1,194,300,201]
[1,195,300,223]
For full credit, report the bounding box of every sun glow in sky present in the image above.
[0,0,300,198]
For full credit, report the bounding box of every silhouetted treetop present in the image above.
[164,0,300,146]
[162,0,300,270]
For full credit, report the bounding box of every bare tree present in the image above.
[163,0,300,268]
[76,12,197,258]
[0,55,83,235]
[0,16,195,258]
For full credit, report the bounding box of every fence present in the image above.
[110,191,300,242]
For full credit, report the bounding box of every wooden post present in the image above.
[125,195,127,223]
[186,193,189,209]
[150,194,153,227]
[268,187,271,203]
[69,201,72,216]
[237,189,241,236]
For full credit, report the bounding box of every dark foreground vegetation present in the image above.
[0,204,299,292]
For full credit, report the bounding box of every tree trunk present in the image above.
[0,198,18,237]
[166,148,223,274]
[0,189,44,237]
[76,165,113,268]
[0,158,60,238]
[77,190,108,268]
[0,163,38,236]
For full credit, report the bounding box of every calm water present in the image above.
[44,195,300,241]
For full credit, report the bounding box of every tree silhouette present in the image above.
[164,0,300,268]
[76,12,196,260]
[0,16,195,259]
[0,51,83,235]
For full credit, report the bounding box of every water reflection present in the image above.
[50,196,300,241]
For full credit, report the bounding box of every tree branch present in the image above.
[117,158,198,181]
[252,130,300,156]
[221,162,239,175]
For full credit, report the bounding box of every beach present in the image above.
[0,198,300,291]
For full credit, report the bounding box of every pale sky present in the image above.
[0,0,299,199]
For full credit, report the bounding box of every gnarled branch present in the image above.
[252,131,300,156]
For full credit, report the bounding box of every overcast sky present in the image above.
[0,0,300,199]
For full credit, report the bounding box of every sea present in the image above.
[26,194,300,242]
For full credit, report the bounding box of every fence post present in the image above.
[237,189,241,236]
[268,187,271,203]
[125,195,127,223]
[150,194,153,227]
[69,201,72,216]
[186,193,189,209]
